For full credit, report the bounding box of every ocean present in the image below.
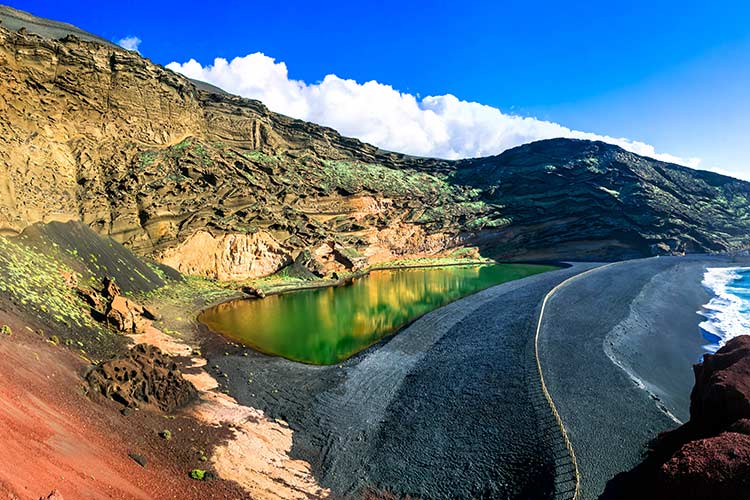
[699,267,750,352]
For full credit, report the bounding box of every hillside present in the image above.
[1,5,749,281]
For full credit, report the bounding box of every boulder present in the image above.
[141,304,161,321]
[292,248,327,278]
[656,432,750,500]
[75,286,105,313]
[86,344,197,412]
[106,295,151,333]
[241,286,266,299]
[103,277,121,299]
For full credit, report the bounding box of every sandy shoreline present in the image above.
[537,254,750,500]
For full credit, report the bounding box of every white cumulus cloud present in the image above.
[118,36,142,52]
[166,53,701,168]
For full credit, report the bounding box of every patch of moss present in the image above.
[242,150,280,164]
[319,159,458,200]
[189,468,210,480]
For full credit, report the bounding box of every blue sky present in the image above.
[8,0,750,177]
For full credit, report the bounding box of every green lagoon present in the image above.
[199,263,556,365]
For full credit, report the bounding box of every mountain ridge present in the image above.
[1,5,749,280]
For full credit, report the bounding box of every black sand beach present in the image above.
[538,254,750,500]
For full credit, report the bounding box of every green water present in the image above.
[199,264,556,365]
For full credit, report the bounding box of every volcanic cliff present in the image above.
[1,5,750,281]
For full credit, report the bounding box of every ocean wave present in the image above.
[698,267,750,352]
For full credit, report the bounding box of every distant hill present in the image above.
[1,5,749,280]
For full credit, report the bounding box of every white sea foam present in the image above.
[698,267,750,352]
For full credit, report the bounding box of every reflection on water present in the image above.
[200,264,556,365]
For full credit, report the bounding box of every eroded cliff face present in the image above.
[158,230,292,281]
[0,25,477,278]
[2,18,750,280]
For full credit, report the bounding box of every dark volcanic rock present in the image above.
[728,418,750,435]
[240,285,266,298]
[128,452,148,468]
[39,491,64,500]
[86,344,197,412]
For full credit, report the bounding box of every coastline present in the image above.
[698,266,750,352]
[538,254,750,500]
[7,238,744,499]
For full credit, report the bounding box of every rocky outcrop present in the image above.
[71,272,159,333]
[657,432,750,499]
[604,335,750,500]
[157,230,292,280]
[689,335,750,435]
[106,295,152,333]
[86,344,197,412]
[1,7,750,280]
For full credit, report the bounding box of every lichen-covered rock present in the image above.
[86,344,197,412]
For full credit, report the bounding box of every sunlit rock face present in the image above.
[2,12,750,279]
[158,230,291,281]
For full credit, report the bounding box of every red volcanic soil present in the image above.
[658,432,750,498]
[0,311,246,500]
